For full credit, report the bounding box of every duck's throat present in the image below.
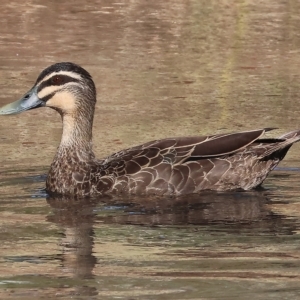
[47,112,96,195]
[60,113,94,155]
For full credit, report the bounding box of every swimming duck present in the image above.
[0,62,300,197]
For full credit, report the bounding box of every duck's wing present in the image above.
[94,128,300,194]
[101,128,272,173]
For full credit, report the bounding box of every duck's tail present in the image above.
[278,129,300,141]
[261,129,300,161]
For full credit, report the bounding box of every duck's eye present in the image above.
[51,75,64,85]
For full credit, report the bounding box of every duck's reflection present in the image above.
[104,191,271,226]
[46,197,99,297]
[94,191,295,235]
[47,197,99,279]
[46,190,296,295]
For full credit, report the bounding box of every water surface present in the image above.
[0,0,300,299]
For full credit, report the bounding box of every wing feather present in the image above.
[101,128,273,176]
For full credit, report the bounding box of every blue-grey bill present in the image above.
[0,88,43,115]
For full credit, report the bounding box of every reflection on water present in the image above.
[37,185,300,299]
[0,169,300,298]
[1,0,300,299]
[47,197,97,280]
[47,198,98,297]
[47,189,298,235]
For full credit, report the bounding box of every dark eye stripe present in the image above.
[37,75,80,93]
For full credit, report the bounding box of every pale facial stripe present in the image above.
[36,70,82,86]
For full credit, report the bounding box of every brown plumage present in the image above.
[0,62,299,197]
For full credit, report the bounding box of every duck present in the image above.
[0,62,300,197]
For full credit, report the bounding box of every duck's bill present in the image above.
[0,87,43,115]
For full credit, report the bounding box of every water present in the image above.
[1,0,300,299]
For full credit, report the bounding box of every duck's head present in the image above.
[0,62,96,116]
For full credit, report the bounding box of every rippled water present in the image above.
[1,0,300,299]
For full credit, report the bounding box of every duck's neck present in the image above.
[58,110,95,160]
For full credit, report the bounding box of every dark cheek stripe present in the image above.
[42,92,56,103]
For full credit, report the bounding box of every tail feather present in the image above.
[278,129,300,140]
[261,129,300,161]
